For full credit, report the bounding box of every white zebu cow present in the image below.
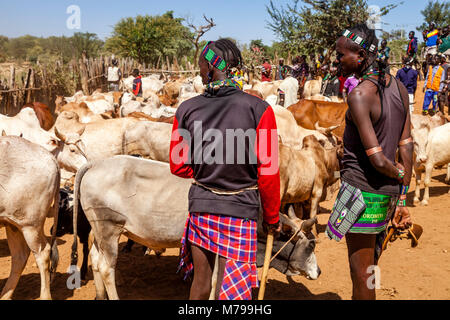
[278,76,299,108]
[54,111,140,173]
[303,79,323,99]
[123,121,172,162]
[71,157,319,300]
[0,108,59,154]
[412,122,450,206]
[0,136,59,300]
[122,76,164,98]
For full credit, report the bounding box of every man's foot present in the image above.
[422,110,429,116]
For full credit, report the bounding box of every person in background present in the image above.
[377,39,391,74]
[261,59,272,82]
[322,65,341,97]
[438,26,450,56]
[438,54,449,114]
[396,56,418,114]
[423,23,440,57]
[422,55,446,116]
[132,69,143,98]
[407,31,421,79]
[343,74,360,101]
[441,70,450,115]
[276,58,290,80]
[107,59,122,92]
[338,70,347,99]
[407,31,418,59]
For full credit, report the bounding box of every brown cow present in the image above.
[288,100,348,138]
[127,112,174,124]
[21,102,54,131]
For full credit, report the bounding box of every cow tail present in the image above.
[50,168,60,275]
[71,163,92,267]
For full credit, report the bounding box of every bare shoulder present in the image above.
[347,80,378,110]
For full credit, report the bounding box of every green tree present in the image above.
[105,11,193,65]
[0,36,9,62]
[70,32,104,60]
[267,0,399,59]
[418,0,450,32]
[6,35,38,61]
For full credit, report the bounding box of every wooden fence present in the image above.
[0,54,199,117]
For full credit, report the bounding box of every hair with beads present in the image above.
[345,24,388,88]
[207,39,243,73]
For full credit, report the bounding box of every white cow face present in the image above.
[288,234,321,280]
[412,125,431,164]
[56,134,88,173]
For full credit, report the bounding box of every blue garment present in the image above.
[426,29,439,47]
[423,90,438,112]
[396,67,418,94]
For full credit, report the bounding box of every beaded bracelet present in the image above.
[397,168,405,182]
[397,185,409,207]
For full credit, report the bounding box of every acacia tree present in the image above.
[105,11,193,65]
[267,0,398,59]
[418,0,450,32]
[187,15,216,67]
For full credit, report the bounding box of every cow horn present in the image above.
[314,122,340,136]
[301,217,317,233]
[54,126,67,142]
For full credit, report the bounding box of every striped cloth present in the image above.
[178,212,259,300]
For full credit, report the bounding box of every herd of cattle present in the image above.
[0,73,449,300]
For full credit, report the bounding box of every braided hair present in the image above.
[208,39,243,76]
[346,24,387,88]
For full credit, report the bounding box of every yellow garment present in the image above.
[426,66,444,92]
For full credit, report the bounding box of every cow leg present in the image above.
[80,239,90,281]
[421,163,433,206]
[310,187,323,237]
[21,226,52,300]
[0,225,30,300]
[94,227,121,300]
[89,242,107,300]
[446,164,450,185]
[413,165,422,206]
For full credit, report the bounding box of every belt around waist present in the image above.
[192,180,258,196]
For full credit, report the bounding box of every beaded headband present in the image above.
[342,29,377,53]
[201,41,228,72]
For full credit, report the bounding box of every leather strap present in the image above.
[366,146,383,157]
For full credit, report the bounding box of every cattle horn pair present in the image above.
[280,213,316,238]
[314,122,340,136]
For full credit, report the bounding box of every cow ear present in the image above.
[1,130,6,137]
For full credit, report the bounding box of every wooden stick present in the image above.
[258,231,274,300]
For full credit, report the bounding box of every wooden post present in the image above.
[80,53,89,95]
[9,65,16,115]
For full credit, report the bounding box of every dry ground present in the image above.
[0,80,449,300]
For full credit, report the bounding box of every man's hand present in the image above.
[392,206,412,230]
[263,221,282,239]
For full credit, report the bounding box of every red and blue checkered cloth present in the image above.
[178,212,259,300]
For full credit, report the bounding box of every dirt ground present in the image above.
[0,81,449,300]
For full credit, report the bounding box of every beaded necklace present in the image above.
[361,67,380,80]
[206,78,243,91]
